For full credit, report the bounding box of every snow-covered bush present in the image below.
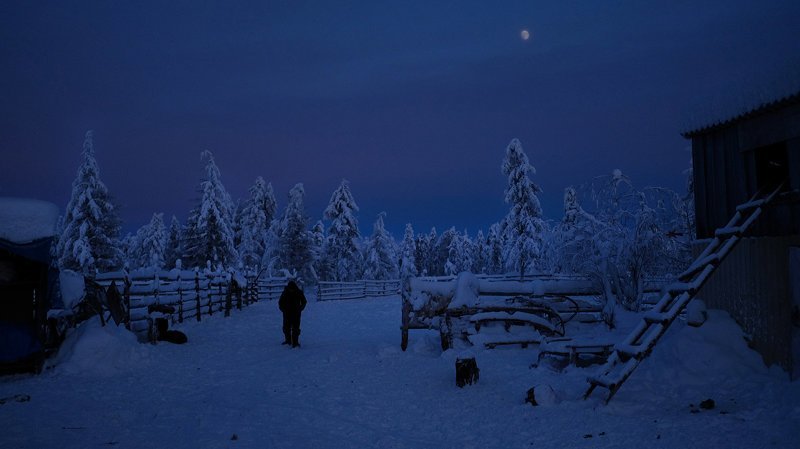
[552,170,693,325]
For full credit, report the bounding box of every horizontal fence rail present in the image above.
[317,279,400,301]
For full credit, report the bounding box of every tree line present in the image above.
[54,131,694,314]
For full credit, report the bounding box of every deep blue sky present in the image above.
[2,1,799,237]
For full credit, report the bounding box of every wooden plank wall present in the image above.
[695,236,800,372]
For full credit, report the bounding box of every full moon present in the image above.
[520,29,530,41]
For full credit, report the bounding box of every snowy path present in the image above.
[1,296,799,449]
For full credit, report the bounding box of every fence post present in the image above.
[153,271,160,307]
[195,268,201,322]
[207,272,213,317]
[236,276,242,310]
[123,267,131,330]
[218,274,224,314]
[224,272,232,317]
[177,270,184,323]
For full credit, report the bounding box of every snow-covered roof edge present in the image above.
[681,90,800,138]
[0,197,60,243]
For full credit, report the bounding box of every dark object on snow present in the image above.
[525,385,557,406]
[105,281,127,326]
[153,317,187,344]
[700,398,715,410]
[231,434,238,441]
[0,393,30,405]
[455,357,479,387]
[148,304,176,315]
[525,387,537,406]
[279,280,307,348]
[160,330,187,344]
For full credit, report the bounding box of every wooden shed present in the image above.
[682,92,800,377]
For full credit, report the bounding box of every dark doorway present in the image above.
[755,142,789,193]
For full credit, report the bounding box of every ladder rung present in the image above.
[665,282,691,295]
[587,358,638,389]
[714,226,743,238]
[679,253,720,280]
[587,374,614,389]
[739,207,762,230]
[615,343,644,361]
[643,310,669,325]
[736,199,765,212]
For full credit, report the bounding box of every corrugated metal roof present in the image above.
[681,90,800,138]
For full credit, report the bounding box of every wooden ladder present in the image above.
[583,180,786,403]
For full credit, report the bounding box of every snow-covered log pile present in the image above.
[400,272,632,351]
[95,268,287,340]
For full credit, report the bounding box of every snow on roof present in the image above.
[0,197,60,243]
[682,90,800,138]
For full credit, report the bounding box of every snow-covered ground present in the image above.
[1,295,798,449]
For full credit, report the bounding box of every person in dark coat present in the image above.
[278,280,307,348]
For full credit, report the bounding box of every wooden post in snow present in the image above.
[177,270,184,323]
[123,267,131,330]
[195,268,201,322]
[206,267,213,317]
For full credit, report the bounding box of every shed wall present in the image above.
[695,236,800,372]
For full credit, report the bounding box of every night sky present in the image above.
[2,1,799,237]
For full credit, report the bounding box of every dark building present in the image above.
[682,91,800,377]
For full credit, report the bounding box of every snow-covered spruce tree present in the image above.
[164,215,182,269]
[413,228,434,276]
[399,223,418,279]
[310,220,328,280]
[501,138,545,277]
[485,223,504,275]
[260,219,281,276]
[232,199,244,251]
[120,232,138,267]
[461,230,476,273]
[472,229,488,274]
[445,230,474,276]
[274,183,315,281]
[236,177,273,270]
[434,227,458,276]
[363,213,398,280]
[323,180,363,281]
[137,213,167,270]
[183,151,238,269]
[58,130,123,276]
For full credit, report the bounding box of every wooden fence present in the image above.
[317,279,400,301]
[94,269,287,340]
